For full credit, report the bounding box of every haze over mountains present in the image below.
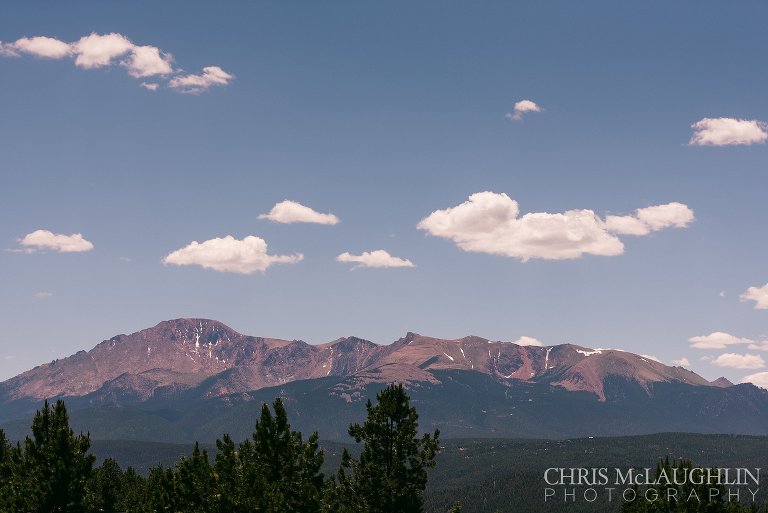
[1,318,766,442]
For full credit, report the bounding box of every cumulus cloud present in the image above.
[122,45,174,78]
[73,33,133,68]
[168,66,234,94]
[506,99,541,121]
[417,192,693,261]
[513,336,543,347]
[671,357,691,367]
[18,230,94,253]
[336,250,415,269]
[689,118,768,146]
[641,354,661,363]
[258,200,340,225]
[689,331,754,349]
[741,372,768,389]
[4,36,72,58]
[741,283,768,310]
[34,292,53,299]
[712,353,765,370]
[163,235,302,274]
[1,32,231,93]
[605,203,695,236]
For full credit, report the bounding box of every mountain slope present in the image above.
[2,318,765,441]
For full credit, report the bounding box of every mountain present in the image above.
[712,376,735,387]
[2,318,766,441]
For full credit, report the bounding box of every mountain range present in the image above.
[1,318,766,442]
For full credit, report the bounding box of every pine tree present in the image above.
[336,383,440,513]
[86,458,124,513]
[0,429,11,513]
[173,442,215,513]
[213,433,246,513]
[118,466,146,513]
[145,464,176,513]
[240,398,325,513]
[15,400,95,513]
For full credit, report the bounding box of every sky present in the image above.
[1,1,767,386]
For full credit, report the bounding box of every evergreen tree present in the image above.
[86,458,124,513]
[0,429,10,513]
[335,383,440,513]
[118,466,146,513]
[213,433,246,513]
[144,464,176,513]
[240,398,325,513]
[13,400,95,513]
[174,442,214,513]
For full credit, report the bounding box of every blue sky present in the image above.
[1,1,767,384]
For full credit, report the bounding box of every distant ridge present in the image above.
[2,319,766,441]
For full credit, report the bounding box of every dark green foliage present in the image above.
[144,464,176,512]
[86,458,124,512]
[119,397,326,513]
[0,429,10,510]
[8,395,765,513]
[330,383,440,513]
[2,400,95,513]
[235,398,326,512]
[213,433,244,513]
[174,442,215,513]
[119,467,147,512]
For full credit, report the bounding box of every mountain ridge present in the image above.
[1,318,725,407]
[4,318,764,442]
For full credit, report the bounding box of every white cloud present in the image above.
[34,291,53,299]
[73,33,133,68]
[258,200,340,225]
[7,36,72,59]
[18,230,94,253]
[712,353,765,370]
[641,354,661,363]
[605,202,695,236]
[163,235,302,274]
[689,331,754,349]
[123,45,173,78]
[1,33,231,94]
[506,99,541,121]
[741,372,768,389]
[748,342,768,352]
[336,250,415,269]
[741,283,768,310]
[513,336,543,347]
[417,192,693,261]
[671,357,690,367]
[602,215,649,236]
[689,118,768,146]
[140,82,159,91]
[168,66,234,94]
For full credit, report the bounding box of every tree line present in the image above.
[0,384,440,513]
